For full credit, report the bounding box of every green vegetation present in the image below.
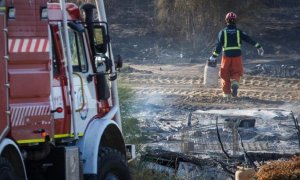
[118,84,145,150]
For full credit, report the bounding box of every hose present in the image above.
[211,158,235,176]
[291,111,300,149]
[236,128,258,170]
[216,116,230,159]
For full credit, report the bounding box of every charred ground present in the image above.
[105,1,300,179]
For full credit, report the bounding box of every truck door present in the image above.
[68,28,98,135]
[0,8,9,140]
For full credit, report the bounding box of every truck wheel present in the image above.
[0,157,17,180]
[98,147,131,180]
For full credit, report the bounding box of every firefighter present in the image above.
[209,12,264,98]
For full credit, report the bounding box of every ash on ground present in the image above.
[136,103,300,179]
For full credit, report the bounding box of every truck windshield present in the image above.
[68,29,88,73]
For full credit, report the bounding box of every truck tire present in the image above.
[0,157,18,180]
[98,147,131,180]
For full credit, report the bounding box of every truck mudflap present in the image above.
[126,144,136,163]
[65,147,81,180]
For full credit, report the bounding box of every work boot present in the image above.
[231,83,239,97]
[223,93,232,100]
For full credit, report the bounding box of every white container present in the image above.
[235,166,255,180]
[203,61,219,88]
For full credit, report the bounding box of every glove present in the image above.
[257,47,264,56]
[209,55,216,62]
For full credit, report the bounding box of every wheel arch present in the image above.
[100,123,125,155]
[0,138,27,180]
[77,118,126,175]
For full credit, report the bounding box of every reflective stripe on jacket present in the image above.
[223,29,241,51]
[212,24,261,57]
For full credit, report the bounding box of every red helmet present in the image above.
[225,12,237,23]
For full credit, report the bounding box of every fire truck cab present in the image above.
[0,0,133,179]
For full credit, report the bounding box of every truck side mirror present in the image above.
[94,25,108,54]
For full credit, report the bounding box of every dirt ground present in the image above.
[120,60,300,111]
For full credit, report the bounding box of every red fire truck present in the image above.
[0,0,134,179]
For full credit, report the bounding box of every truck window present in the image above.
[69,30,88,73]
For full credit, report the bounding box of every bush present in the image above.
[256,156,300,180]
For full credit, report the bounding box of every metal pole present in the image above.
[95,0,122,131]
[0,9,10,141]
[48,25,56,144]
[60,0,78,139]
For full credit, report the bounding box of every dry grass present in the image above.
[256,156,300,180]
[152,0,268,53]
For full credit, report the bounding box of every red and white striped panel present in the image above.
[8,38,49,53]
[10,105,51,126]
